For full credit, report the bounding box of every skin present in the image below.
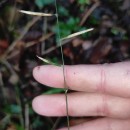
[32,62,130,130]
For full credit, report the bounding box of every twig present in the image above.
[10,0,17,28]
[51,117,61,130]
[1,60,24,128]
[80,2,100,26]
[0,0,7,7]
[42,38,73,55]
[0,72,7,105]
[0,114,10,128]
[6,32,54,60]
[25,32,54,48]
[25,103,29,130]
[3,16,41,58]
[41,11,48,55]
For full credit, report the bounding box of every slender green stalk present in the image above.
[54,1,70,130]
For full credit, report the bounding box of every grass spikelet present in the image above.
[61,28,94,41]
[19,10,55,17]
[37,55,59,66]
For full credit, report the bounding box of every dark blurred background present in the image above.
[0,0,130,130]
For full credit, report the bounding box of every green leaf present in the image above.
[15,124,24,130]
[3,104,21,114]
[10,104,21,114]
[78,0,90,5]
[111,28,120,35]
[32,117,43,128]
[58,6,69,16]
[35,0,53,9]
[89,16,100,25]
[59,17,80,38]
[44,88,65,94]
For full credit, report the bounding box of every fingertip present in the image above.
[32,94,63,116]
[32,65,64,88]
[32,65,52,85]
[32,96,43,115]
[32,66,43,81]
[32,66,38,79]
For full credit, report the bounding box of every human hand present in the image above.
[32,62,130,130]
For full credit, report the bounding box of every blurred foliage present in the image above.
[35,0,53,9]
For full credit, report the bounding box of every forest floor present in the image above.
[0,0,130,130]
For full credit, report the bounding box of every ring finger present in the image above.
[32,92,130,119]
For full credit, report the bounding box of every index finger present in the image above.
[33,62,130,97]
